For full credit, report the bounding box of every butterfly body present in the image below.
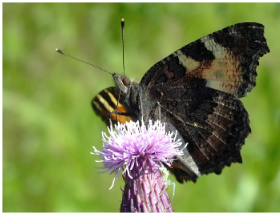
[92,22,269,183]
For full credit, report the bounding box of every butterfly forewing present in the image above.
[92,87,131,126]
[140,22,269,98]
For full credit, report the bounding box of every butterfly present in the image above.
[92,22,270,183]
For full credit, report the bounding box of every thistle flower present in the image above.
[91,120,185,212]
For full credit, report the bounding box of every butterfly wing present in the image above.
[92,87,132,126]
[140,22,269,182]
[146,80,250,183]
[141,22,269,97]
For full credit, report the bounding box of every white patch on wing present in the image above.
[201,36,230,59]
[173,50,200,72]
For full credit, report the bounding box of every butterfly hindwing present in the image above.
[146,81,250,182]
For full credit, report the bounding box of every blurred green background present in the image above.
[3,3,280,212]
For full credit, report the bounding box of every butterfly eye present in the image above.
[123,77,130,86]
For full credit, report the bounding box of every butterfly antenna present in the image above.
[121,18,125,77]
[115,18,126,122]
[55,48,114,75]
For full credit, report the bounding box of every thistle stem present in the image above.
[120,160,173,212]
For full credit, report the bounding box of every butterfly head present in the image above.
[113,73,131,95]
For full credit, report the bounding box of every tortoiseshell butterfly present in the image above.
[86,22,269,183]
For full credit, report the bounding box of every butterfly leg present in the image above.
[159,166,176,201]
[157,102,162,121]
[109,111,131,118]
[108,110,132,124]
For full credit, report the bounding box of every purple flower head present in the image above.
[91,120,185,190]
